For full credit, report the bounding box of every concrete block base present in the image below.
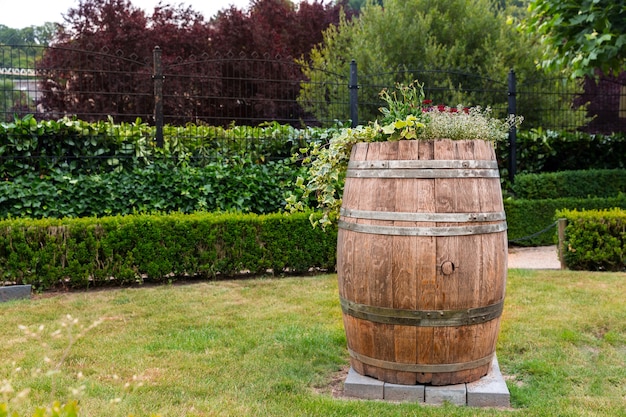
[0,285,32,303]
[384,382,425,402]
[466,355,510,407]
[343,355,510,408]
[425,383,467,405]
[343,367,384,399]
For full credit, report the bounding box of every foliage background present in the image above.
[297,0,587,130]
[35,0,351,126]
[525,0,626,78]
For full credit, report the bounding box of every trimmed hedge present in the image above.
[504,194,626,246]
[0,212,337,291]
[498,129,626,176]
[556,208,625,271]
[511,169,626,200]
[3,197,624,290]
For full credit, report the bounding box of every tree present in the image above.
[36,0,348,126]
[346,0,382,12]
[0,23,55,46]
[298,0,585,129]
[0,24,53,72]
[202,0,350,125]
[525,0,626,78]
[0,25,55,120]
[38,0,208,122]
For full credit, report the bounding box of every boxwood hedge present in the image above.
[505,194,626,246]
[511,169,626,200]
[556,208,625,271]
[0,212,337,291]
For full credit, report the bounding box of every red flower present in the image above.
[422,102,473,114]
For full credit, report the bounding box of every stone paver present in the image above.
[343,367,384,400]
[384,382,425,402]
[0,285,31,302]
[343,355,510,408]
[424,383,467,405]
[467,356,510,407]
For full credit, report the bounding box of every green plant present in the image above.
[0,211,337,290]
[0,400,80,417]
[298,0,579,130]
[377,82,428,128]
[557,208,625,271]
[285,124,379,228]
[421,105,514,141]
[504,194,626,246]
[525,0,626,78]
[512,169,626,200]
[504,128,626,175]
[0,158,306,219]
[288,81,522,228]
[0,115,331,179]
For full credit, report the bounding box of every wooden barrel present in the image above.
[337,139,507,386]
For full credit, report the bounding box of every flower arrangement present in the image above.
[286,81,523,228]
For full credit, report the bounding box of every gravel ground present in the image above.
[508,245,562,269]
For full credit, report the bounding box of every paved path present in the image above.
[508,245,561,269]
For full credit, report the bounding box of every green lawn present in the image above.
[1,269,625,416]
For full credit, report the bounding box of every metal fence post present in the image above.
[558,218,567,270]
[153,46,164,148]
[349,60,358,127]
[507,68,517,183]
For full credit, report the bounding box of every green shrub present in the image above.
[0,159,307,218]
[511,169,626,200]
[556,208,625,271]
[4,116,626,183]
[497,128,626,177]
[0,212,337,291]
[0,115,328,178]
[504,194,626,246]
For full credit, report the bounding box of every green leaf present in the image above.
[381,123,396,134]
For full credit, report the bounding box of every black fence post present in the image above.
[349,60,358,127]
[153,46,164,148]
[507,68,517,183]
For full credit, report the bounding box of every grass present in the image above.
[1,270,626,416]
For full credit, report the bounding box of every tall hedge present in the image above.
[0,159,307,218]
[503,129,626,174]
[511,169,626,200]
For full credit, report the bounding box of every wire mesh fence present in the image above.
[2,43,626,139]
[1,44,351,129]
